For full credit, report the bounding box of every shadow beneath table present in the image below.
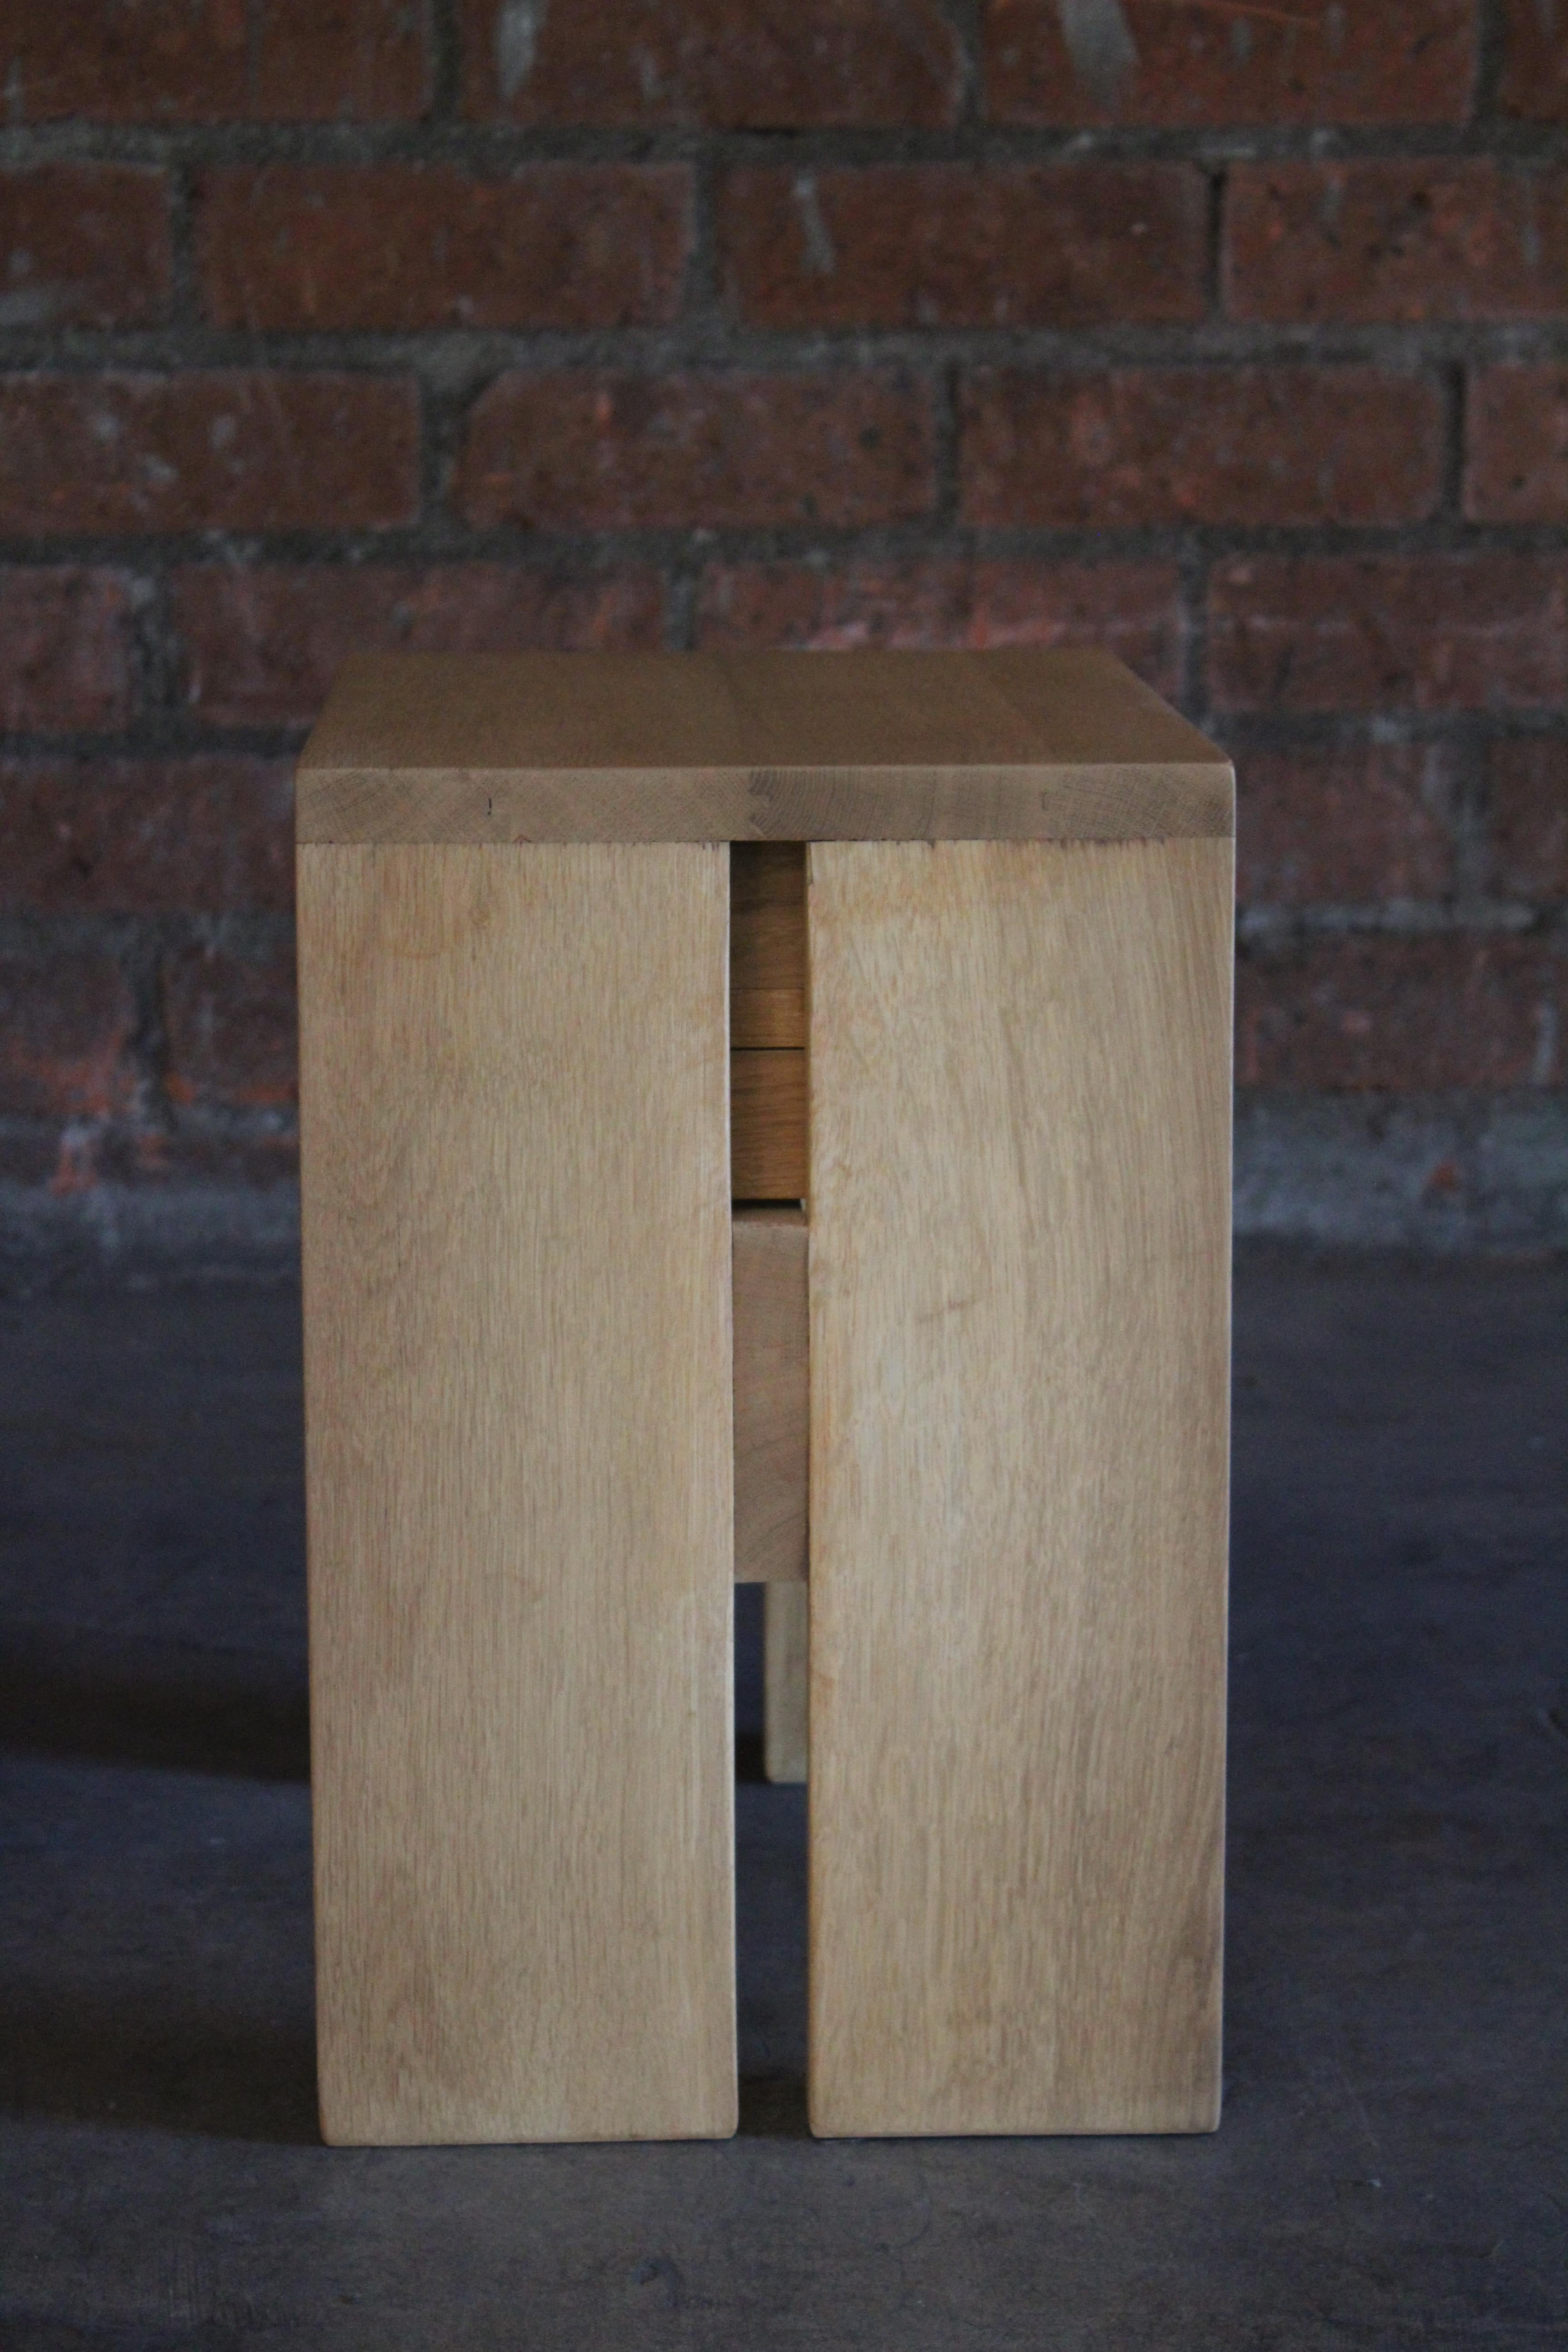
[737,2074,811,2137]
[0,1628,309,1781]
[0,1982,320,2145]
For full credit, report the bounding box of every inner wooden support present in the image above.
[731,844,807,1201]
[732,1207,807,1585]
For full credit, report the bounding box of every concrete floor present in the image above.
[1,1251,1565,2349]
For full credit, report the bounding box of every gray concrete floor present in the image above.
[1,1251,1565,2349]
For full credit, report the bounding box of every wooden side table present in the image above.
[295,649,1235,2145]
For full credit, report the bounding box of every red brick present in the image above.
[1,0,428,121]
[695,559,1184,696]
[717,164,1205,330]
[1225,161,1568,324]
[0,952,135,1120]
[0,760,292,916]
[458,374,935,533]
[0,167,170,329]
[1490,740,1568,900]
[1465,367,1568,524]
[198,165,691,332]
[0,374,419,536]
[984,0,1476,127]
[1498,0,1568,119]
[1237,748,1455,906]
[173,564,666,730]
[165,945,298,1111]
[0,570,134,731]
[960,368,1442,530]
[459,0,960,126]
[1236,939,1564,1091]
[1209,557,1568,715]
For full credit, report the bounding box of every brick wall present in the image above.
[0,0,1564,1270]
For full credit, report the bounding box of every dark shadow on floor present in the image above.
[737,2075,810,2137]
[0,1628,309,1781]
[0,1986,319,2146]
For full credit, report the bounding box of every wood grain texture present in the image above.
[731,842,805,1049]
[732,1050,807,1202]
[296,650,1233,844]
[806,837,1233,2138]
[764,1584,809,1786]
[299,841,736,2146]
[733,1208,808,1586]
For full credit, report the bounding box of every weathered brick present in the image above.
[1465,367,1568,524]
[459,0,960,126]
[960,368,1442,529]
[1237,748,1455,906]
[1498,0,1568,119]
[0,760,293,915]
[1226,161,1568,323]
[984,0,1476,127]
[0,374,420,535]
[1236,939,1564,1091]
[0,166,170,329]
[0,952,135,1120]
[717,164,1205,329]
[1210,557,1568,714]
[457,374,936,532]
[1,0,428,121]
[173,564,666,730]
[0,570,135,731]
[694,559,1184,695]
[198,165,691,332]
[165,945,298,1111]
[1490,740,1568,900]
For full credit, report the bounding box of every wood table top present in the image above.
[297,648,1232,843]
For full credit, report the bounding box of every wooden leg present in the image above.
[764,1583,809,1785]
[299,842,736,2144]
[806,839,1233,2137]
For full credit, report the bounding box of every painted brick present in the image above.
[1498,0,1568,119]
[0,761,293,915]
[1237,939,1564,1091]
[983,0,1476,127]
[459,0,960,126]
[0,374,420,536]
[1466,368,1568,524]
[1226,161,1568,323]
[1237,748,1455,906]
[173,565,666,730]
[0,952,135,1120]
[1,0,429,122]
[164,945,298,1111]
[1210,557,1568,714]
[1490,740,1568,900]
[716,165,1205,329]
[457,374,936,532]
[694,559,1184,695]
[198,165,691,332]
[960,368,1442,529]
[0,166,170,329]
[0,570,135,731]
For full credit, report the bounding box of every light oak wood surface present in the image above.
[297,651,1233,844]
[764,1584,810,1786]
[806,837,1233,2138]
[733,1208,808,1585]
[299,840,736,2145]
